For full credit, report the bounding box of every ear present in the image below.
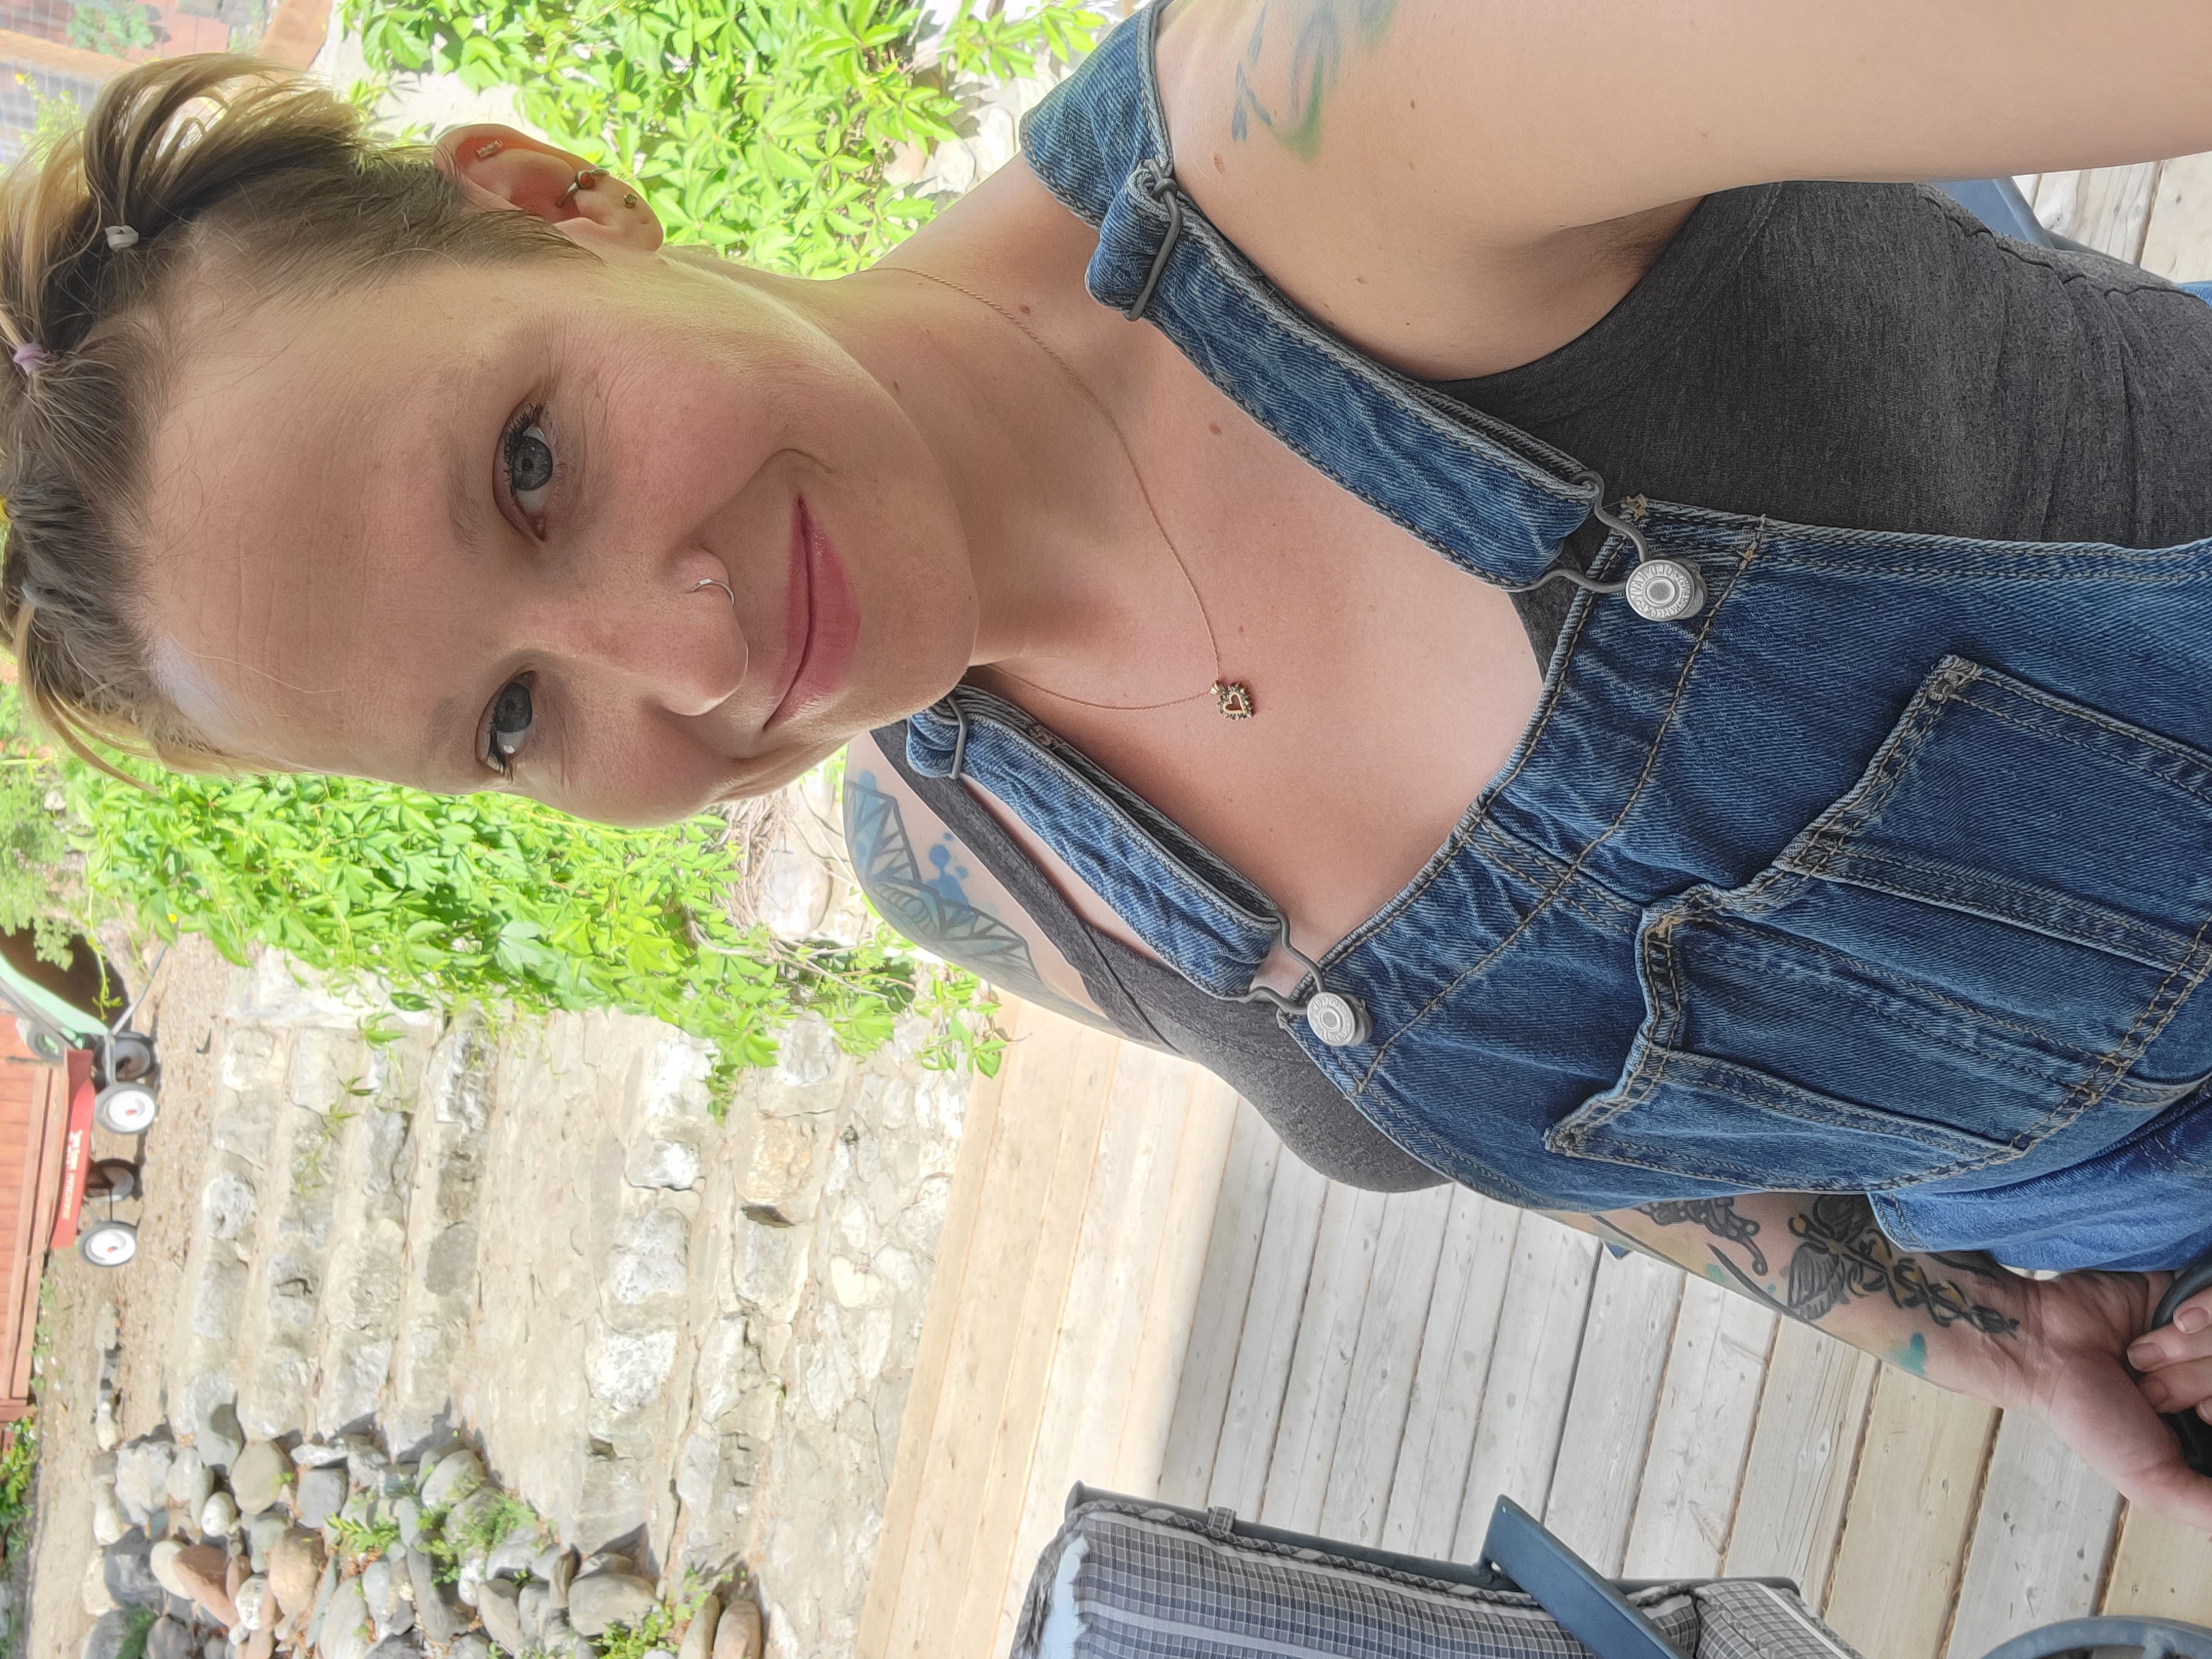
[435,123,664,255]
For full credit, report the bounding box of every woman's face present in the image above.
[141,234,978,823]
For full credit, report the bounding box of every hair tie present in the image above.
[11,342,50,373]
[104,225,137,250]
[17,582,50,610]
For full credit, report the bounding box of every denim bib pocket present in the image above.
[1549,655,2212,1191]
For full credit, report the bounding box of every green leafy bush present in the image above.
[341,0,1102,273]
[67,0,159,56]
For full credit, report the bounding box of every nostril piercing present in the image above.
[692,578,735,606]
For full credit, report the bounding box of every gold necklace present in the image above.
[891,264,1256,721]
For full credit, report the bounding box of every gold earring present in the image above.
[474,139,503,160]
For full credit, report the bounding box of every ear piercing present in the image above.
[474,139,503,159]
[693,578,735,606]
[557,168,602,207]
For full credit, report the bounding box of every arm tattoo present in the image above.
[1230,0,1401,161]
[844,772,1089,1021]
[1639,1194,2020,1339]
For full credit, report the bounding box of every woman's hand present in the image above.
[2009,1270,2212,1529]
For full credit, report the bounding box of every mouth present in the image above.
[763,497,859,731]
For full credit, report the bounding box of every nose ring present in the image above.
[693,577,735,606]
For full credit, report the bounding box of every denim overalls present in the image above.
[905,5,2212,1273]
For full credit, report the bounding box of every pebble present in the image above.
[484,1521,539,1581]
[148,1540,190,1597]
[295,1467,347,1531]
[195,1401,246,1475]
[711,1595,762,1659]
[547,1548,576,1610]
[201,1492,240,1538]
[234,1575,270,1632]
[446,1636,491,1659]
[291,1440,348,1469]
[363,1639,422,1659]
[171,1544,240,1630]
[305,1557,340,1649]
[363,1558,412,1639]
[82,1556,119,1618]
[167,1449,215,1514]
[318,1578,372,1659]
[404,1543,466,1646]
[567,1573,659,1638]
[416,1449,484,1510]
[147,1615,198,1659]
[540,1612,575,1653]
[240,1633,273,1659]
[675,1591,719,1659]
[476,1579,525,1656]
[230,1442,289,1517]
[391,1497,422,1551]
[92,1480,128,1546]
[518,1582,550,1645]
[114,1440,177,1525]
[577,1552,631,1578]
[101,1532,165,1611]
[267,1525,325,1615]
[82,1607,134,1659]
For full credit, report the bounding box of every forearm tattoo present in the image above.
[1638,1193,2020,1340]
[1231,0,1401,160]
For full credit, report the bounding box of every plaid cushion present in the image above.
[1012,1499,1703,1659]
[1689,1582,1865,1659]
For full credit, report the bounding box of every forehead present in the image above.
[140,266,523,770]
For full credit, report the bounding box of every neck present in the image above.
[759,165,1221,699]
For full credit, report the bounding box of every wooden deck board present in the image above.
[1154,1097,1281,1506]
[1316,1183,1456,1546]
[1944,1413,2120,1659]
[1723,1321,1878,1604]
[1543,1249,1686,1575]
[1822,1372,1999,1659]
[1206,1154,1328,1515]
[1379,1192,1521,1560]
[2102,1503,2212,1627]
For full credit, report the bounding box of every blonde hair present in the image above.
[0,53,584,771]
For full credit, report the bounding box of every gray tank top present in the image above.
[885,179,2212,1190]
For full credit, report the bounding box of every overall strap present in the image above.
[1020,4,1599,591]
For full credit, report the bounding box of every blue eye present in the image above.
[502,412,555,515]
[487,678,533,774]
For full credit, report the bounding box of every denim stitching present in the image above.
[1356,529,1763,1094]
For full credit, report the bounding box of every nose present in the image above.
[534,552,748,717]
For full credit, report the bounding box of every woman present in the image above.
[5,2,2211,1521]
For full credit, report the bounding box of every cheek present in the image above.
[559,720,730,826]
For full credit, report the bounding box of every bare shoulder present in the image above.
[842,729,1116,1030]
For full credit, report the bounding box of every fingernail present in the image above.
[2180,1306,2210,1334]
[2142,1376,2171,1409]
[2130,1339,2164,1368]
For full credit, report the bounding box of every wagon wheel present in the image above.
[77,1220,137,1269]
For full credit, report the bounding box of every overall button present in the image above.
[1304,991,1372,1047]
[1624,559,1706,622]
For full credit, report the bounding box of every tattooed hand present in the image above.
[1582,1194,2212,1529]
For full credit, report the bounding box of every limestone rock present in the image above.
[476,1579,524,1656]
[624,1135,701,1191]
[197,1401,246,1475]
[446,1636,491,1659]
[539,1612,574,1654]
[675,1592,718,1659]
[546,1549,575,1610]
[404,1542,465,1645]
[147,1539,190,1597]
[82,1556,122,1621]
[364,1558,413,1640]
[234,1575,270,1631]
[231,1442,289,1516]
[711,1596,761,1659]
[268,1528,326,1618]
[391,1497,422,1551]
[244,1513,290,1576]
[290,1441,348,1470]
[115,1440,177,1524]
[443,1488,503,1561]
[363,1639,422,1659]
[295,1467,347,1531]
[102,1532,165,1611]
[83,1608,134,1659]
[416,1449,483,1510]
[166,1449,215,1516]
[201,1493,240,1538]
[567,1573,657,1638]
[240,1633,273,1659]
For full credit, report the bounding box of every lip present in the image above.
[763,497,859,731]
